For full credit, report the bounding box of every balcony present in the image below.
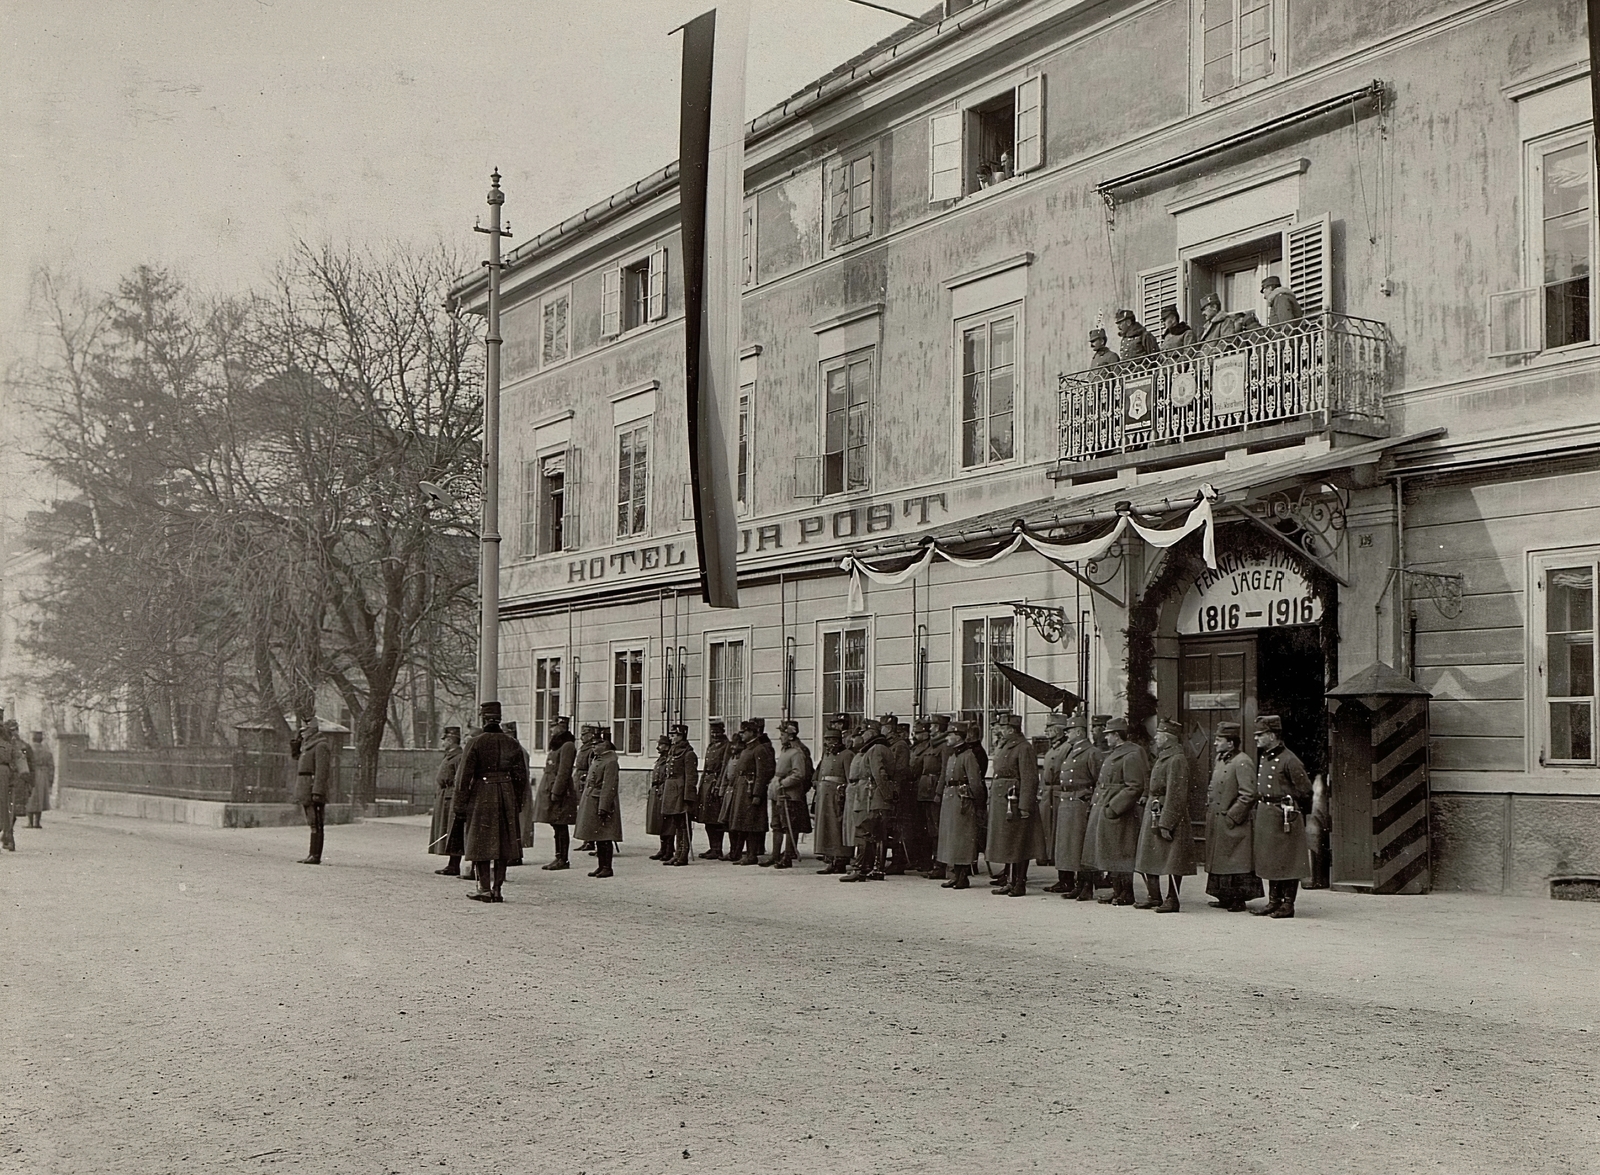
[1055,313,1389,478]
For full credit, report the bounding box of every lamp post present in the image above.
[473,171,512,709]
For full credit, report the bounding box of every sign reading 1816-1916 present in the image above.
[1176,551,1323,635]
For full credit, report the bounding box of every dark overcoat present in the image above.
[532,732,578,824]
[294,733,334,805]
[1205,750,1257,875]
[1091,740,1149,872]
[864,738,898,815]
[1134,744,1196,876]
[844,739,877,843]
[1054,739,1101,871]
[645,751,669,835]
[936,744,987,866]
[914,738,942,803]
[428,745,464,856]
[453,729,527,864]
[27,743,53,815]
[1252,743,1313,880]
[1037,737,1070,863]
[721,739,770,833]
[812,747,851,858]
[697,735,731,823]
[985,732,1043,864]
[573,745,623,842]
[511,740,536,848]
[661,745,698,817]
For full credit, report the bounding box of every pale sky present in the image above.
[0,0,904,400]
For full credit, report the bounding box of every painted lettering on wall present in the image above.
[1177,551,1322,635]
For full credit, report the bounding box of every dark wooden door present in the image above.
[1330,705,1374,885]
[1179,637,1257,854]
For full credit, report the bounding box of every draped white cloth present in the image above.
[840,485,1217,596]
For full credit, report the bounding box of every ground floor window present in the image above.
[532,653,562,751]
[707,637,746,736]
[958,613,1016,737]
[820,624,869,727]
[612,646,646,755]
[1535,549,1598,766]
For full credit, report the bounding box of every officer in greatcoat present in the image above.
[1250,714,1313,918]
[919,714,952,879]
[295,716,334,865]
[452,701,528,902]
[885,719,916,874]
[812,728,852,874]
[24,731,53,827]
[763,720,813,868]
[532,716,578,871]
[841,728,874,877]
[0,715,25,852]
[986,713,1041,897]
[935,722,987,889]
[1133,717,1196,912]
[1039,714,1072,887]
[573,724,598,853]
[574,726,622,877]
[659,724,699,867]
[723,721,771,866]
[1092,717,1148,906]
[429,726,466,874]
[696,721,732,859]
[842,716,896,882]
[502,720,533,856]
[647,734,671,860]
[1204,721,1262,911]
[1056,715,1103,901]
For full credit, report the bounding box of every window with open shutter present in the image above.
[1283,215,1330,316]
[1014,76,1044,174]
[520,459,540,557]
[741,199,756,287]
[647,246,668,321]
[561,446,582,551]
[929,112,963,203]
[1139,266,1180,335]
[601,269,621,337]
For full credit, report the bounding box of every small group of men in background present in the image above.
[0,714,53,851]
[1087,279,1305,370]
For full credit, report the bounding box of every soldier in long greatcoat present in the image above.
[25,732,53,827]
[659,724,698,867]
[574,728,622,877]
[532,716,578,871]
[647,735,672,860]
[453,702,528,902]
[901,720,935,872]
[1204,722,1262,910]
[986,713,1042,897]
[1092,717,1148,906]
[1250,714,1313,918]
[762,721,812,868]
[502,721,533,855]
[842,729,873,871]
[919,714,952,879]
[295,717,334,866]
[1056,715,1102,901]
[1039,714,1073,888]
[883,720,916,874]
[812,729,852,873]
[696,721,732,859]
[429,726,466,874]
[935,723,987,889]
[723,722,771,866]
[572,725,598,853]
[1134,718,1196,912]
[0,716,25,852]
[842,718,896,882]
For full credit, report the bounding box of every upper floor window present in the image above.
[929,77,1043,203]
[522,449,576,556]
[737,349,758,513]
[706,635,747,738]
[1195,0,1284,103]
[828,153,874,249]
[615,422,650,538]
[601,245,667,338]
[823,347,873,496]
[1533,131,1594,350]
[958,306,1019,469]
[541,292,570,365]
[1534,549,1598,767]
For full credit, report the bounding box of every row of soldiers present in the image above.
[0,712,55,851]
[425,702,1315,919]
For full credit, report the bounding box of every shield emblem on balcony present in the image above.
[1212,353,1248,417]
[1123,375,1153,434]
[1171,369,1198,409]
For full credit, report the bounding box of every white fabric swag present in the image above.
[839,485,1218,600]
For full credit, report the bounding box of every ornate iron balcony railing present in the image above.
[1056,313,1388,464]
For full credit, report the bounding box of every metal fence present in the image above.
[1056,313,1389,464]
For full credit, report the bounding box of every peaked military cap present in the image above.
[1157,717,1183,736]
[876,712,898,726]
[1103,716,1130,735]
[1254,714,1283,734]
[1215,721,1242,739]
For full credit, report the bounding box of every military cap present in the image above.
[1104,716,1130,735]
[1066,714,1088,731]
[656,734,671,747]
[1114,308,1136,323]
[478,701,502,720]
[443,725,462,737]
[669,724,689,737]
[995,712,1022,730]
[1045,712,1071,730]
[930,713,951,728]
[750,716,766,732]
[1091,714,1111,726]
[913,718,931,732]
[1254,714,1283,734]
[1157,717,1183,736]
[964,721,985,740]
[1088,327,1107,341]
[709,720,726,732]
[876,712,898,727]
[778,719,799,735]
[1215,721,1242,740]
[1261,275,1283,289]
[554,714,571,724]
[739,718,757,732]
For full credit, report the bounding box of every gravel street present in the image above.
[3,809,1598,1175]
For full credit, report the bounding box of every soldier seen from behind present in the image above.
[452,702,528,903]
[429,725,465,874]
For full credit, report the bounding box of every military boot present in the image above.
[943,864,971,890]
[1043,870,1073,893]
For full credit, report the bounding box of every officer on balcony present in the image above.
[1114,308,1159,358]
[1261,276,1304,324]
[1088,327,1119,369]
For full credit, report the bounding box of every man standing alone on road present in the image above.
[25,732,52,829]
[295,717,333,865]
[429,726,465,874]
[533,716,578,871]
[453,702,528,902]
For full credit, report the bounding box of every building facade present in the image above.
[458,0,1596,895]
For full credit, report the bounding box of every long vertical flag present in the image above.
[678,4,747,608]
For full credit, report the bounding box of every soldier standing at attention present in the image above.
[841,728,873,878]
[502,720,533,857]
[919,715,952,879]
[1204,722,1261,911]
[533,716,578,871]
[1090,714,1111,752]
[453,702,528,902]
[696,721,732,859]
[429,726,466,874]
[986,713,1040,897]
[573,724,598,853]
[24,731,52,828]
[1039,714,1071,886]
[764,721,812,868]
[884,720,916,874]
[1250,715,1314,918]
[295,716,333,865]
[1133,718,1196,913]
[842,717,894,883]
[647,734,672,860]
[935,722,987,890]
[660,724,698,867]
[724,721,771,866]
[574,726,621,878]
[1093,717,1148,906]
[1057,715,1103,901]
[0,715,23,851]
[812,727,852,874]
[904,719,936,873]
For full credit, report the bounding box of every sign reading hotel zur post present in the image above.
[1177,550,1322,634]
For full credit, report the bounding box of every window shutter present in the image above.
[601,269,621,337]
[1014,76,1044,174]
[928,112,963,203]
[647,246,668,321]
[561,446,581,551]
[1284,215,1330,316]
[1139,266,1180,335]
[827,161,849,248]
[521,459,539,556]
[1487,288,1539,358]
[742,199,757,287]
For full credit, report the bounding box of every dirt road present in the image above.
[3,812,1597,1174]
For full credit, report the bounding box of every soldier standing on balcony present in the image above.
[1196,293,1236,345]
[1261,276,1303,324]
[533,715,577,871]
[429,725,466,875]
[295,716,333,865]
[1114,308,1159,358]
[1250,714,1314,919]
[1158,304,1196,350]
[1088,327,1119,369]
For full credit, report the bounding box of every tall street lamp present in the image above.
[472,171,512,710]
